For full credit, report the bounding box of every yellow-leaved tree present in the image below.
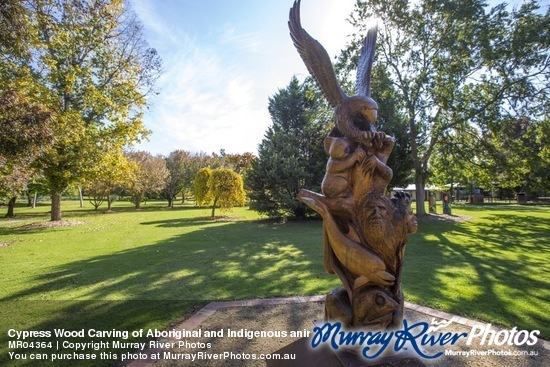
[194,167,212,208]
[210,169,246,217]
[194,168,246,217]
[83,150,137,211]
[2,0,161,221]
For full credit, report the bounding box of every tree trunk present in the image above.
[78,186,84,208]
[450,182,454,203]
[168,198,173,208]
[181,192,185,205]
[5,197,16,218]
[211,198,218,217]
[134,193,142,210]
[32,191,38,209]
[51,193,62,221]
[107,191,113,211]
[415,175,426,216]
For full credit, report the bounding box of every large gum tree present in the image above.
[344,0,549,214]
[5,0,161,221]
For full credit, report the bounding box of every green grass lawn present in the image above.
[0,199,548,366]
[408,204,549,336]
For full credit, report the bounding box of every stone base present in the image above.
[267,337,426,367]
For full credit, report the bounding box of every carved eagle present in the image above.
[288,0,380,147]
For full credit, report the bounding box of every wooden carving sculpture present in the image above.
[289,0,417,329]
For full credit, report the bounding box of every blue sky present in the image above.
[129,0,530,157]
[129,0,356,156]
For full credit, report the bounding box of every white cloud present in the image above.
[136,34,268,154]
[220,26,262,53]
[131,0,357,156]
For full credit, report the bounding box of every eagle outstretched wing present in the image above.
[288,0,347,107]
[356,25,377,97]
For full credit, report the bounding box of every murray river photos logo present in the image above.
[310,318,540,359]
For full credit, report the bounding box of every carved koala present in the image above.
[321,137,365,198]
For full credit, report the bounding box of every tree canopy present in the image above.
[209,169,246,217]
[125,151,169,209]
[162,150,191,208]
[194,167,213,208]
[194,167,246,217]
[1,0,161,220]
[343,0,549,213]
[246,77,327,219]
[0,90,54,216]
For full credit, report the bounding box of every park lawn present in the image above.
[0,200,334,367]
[0,199,549,366]
[404,204,549,337]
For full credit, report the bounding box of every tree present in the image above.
[0,90,53,217]
[476,116,549,194]
[0,161,29,217]
[429,114,550,199]
[209,169,246,217]
[194,167,212,207]
[194,168,246,217]
[0,0,34,72]
[345,0,549,214]
[25,174,49,209]
[177,152,213,204]
[85,181,107,210]
[125,151,169,209]
[246,77,327,219]
[219,151,255,174]
[83,150,135,211]
[535,117,550,193]
[432,2,550,197]
[3,0,161,221]
[188,151,254,204]
[161,150,191,208]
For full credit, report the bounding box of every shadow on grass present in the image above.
[1,209,548,366]
[0,202,209,225]
[0,205,212,237]
[0,219,332,367]
[404,212,549,340]
[451,203,549,211]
